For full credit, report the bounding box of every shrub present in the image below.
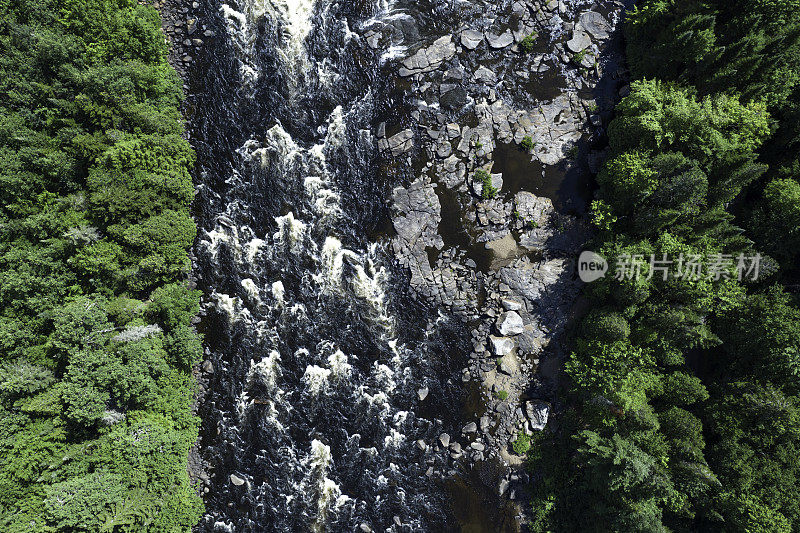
[513,432,532,455]
[520,33,538,53]
[521,135,535,152]
[475,169,497,199]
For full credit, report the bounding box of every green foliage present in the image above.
[749,178,800,267]
[705,382,800,529]
[495,390,508,401]
[520,33,538,53]
[579,309,631,343]
[512,432,531,455]
[520,135,534,152]
[589,199,617,231]
[567,339,657,410]
[474,168,497,199]
[626,0,800,108]
[571,49,589,66]
[567,431,673,532]
[608,80,769,171]
[716,286,800,395]
[654,372,709,406]
[0,0,202,529]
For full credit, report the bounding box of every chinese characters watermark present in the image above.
[578,251,761,283]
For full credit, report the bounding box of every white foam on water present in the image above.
[245,237,265,263]
[241,278,261,303]
[383,428,405,449]
[303,176,342,219]
[312,478,345,532]
[244,125,304,170]
[265,0,317,94]
[220,3,261,86]
[361,0,400,27]
[220,0,320,91]
[273,211,307,252]
[380,44,408,62]
[301,439,347,532]
[235,389,251,418]
[202,227,240,260]
[211,520,235,532]
[303,365,331,396]
[250,350,282,392]
[327,349,352,381]
[316,237,357,290]
[201,1,447,527]
[289,303,308,321]
[359,389,391,421]
[322,105,347,149]
[341,18,358,43]
[373,363,397,393]
[350,246,394,334]
[271,281,285,304]
[393,410,409,426]
[214,292,248,323]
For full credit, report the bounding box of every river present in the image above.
[186,0,626,530]
[190,0,478,530]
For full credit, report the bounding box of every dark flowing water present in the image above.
[189,0,477,530]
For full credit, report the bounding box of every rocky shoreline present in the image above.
[147,0,213,83]
[371,0,630,525]
[148,0,214,500]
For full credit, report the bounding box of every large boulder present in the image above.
[577,11,611,40]
[497,311,525,335]
[380,128,414,155]
[486,30,514,49]
[474,66,497,82]
[525,400,550,430]
[400,35,456,76]
[490,335,516,355]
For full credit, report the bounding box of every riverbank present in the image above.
[149,0,214,500]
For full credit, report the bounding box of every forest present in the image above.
[527,0,800,531]
[0,0,203,530]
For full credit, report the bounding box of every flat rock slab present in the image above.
[474,66,497,82]
[400,35,456,76]
[566,30,591,52]
[486,30,514,49]
[382,128,414,155]
[577,11,611,40]
[460,29,484,49]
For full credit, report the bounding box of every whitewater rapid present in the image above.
[193,0,465,530]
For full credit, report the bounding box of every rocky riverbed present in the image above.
[373,0,630,524]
